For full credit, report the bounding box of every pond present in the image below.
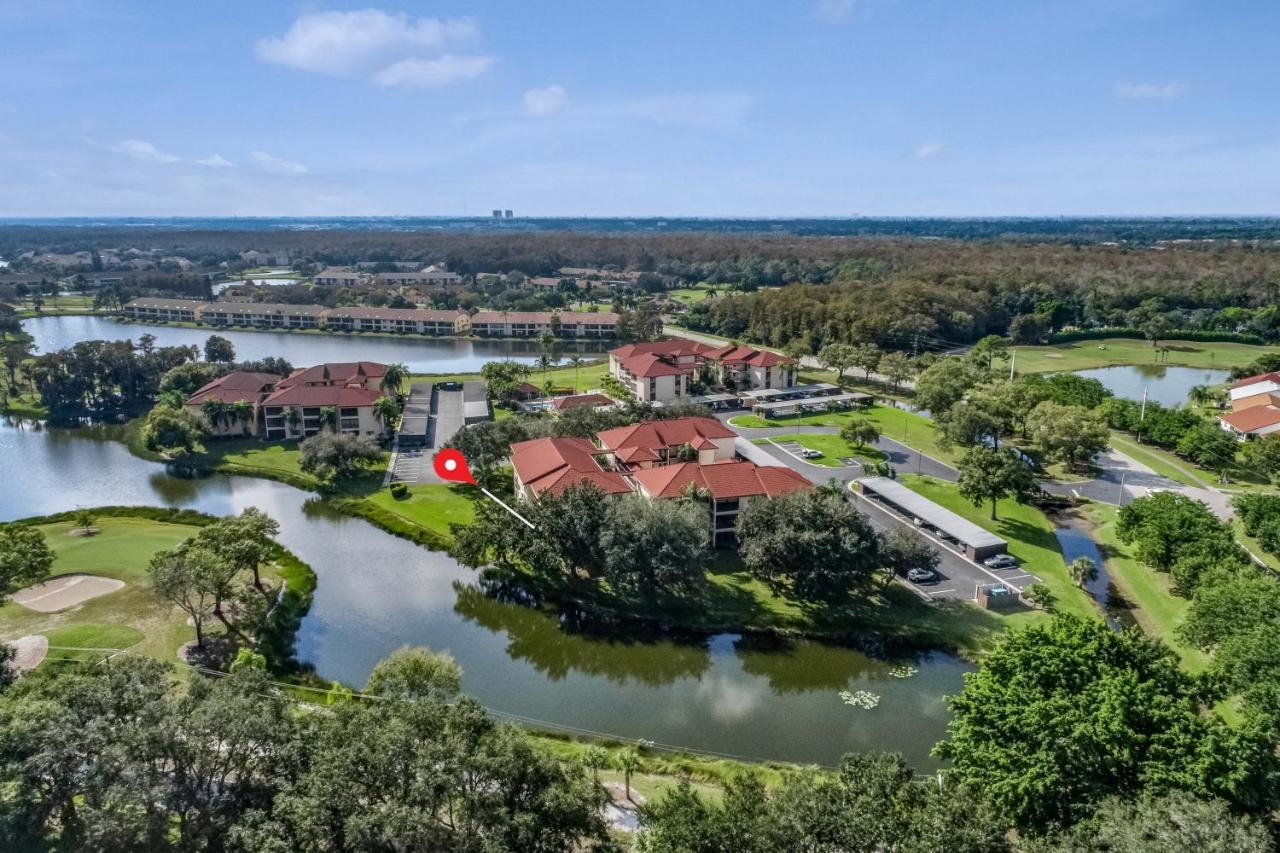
[1051,516,1132,631]
[1070,365,1230,408]
[0,418,971,768]
[22,315,607,374]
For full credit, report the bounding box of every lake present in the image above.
[0,418,970,768]
[22,315,606,374]
[1071,364,1230,408]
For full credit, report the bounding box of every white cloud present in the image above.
[815,0,856,22]
[195,153,235,168]
[914,142,944,159]
[523,85,568,116]
[372,54,495,89]
[255,9,478,76]
[112,139,179,163]
[249,151,307,175]
[1114,81,1186,100]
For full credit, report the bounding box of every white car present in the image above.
[799,448,823,459]
[983,554,1018,570]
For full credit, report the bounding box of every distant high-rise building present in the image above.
[492,209,502,219]
[504,210,513,219]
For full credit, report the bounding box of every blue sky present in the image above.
[0,0,1276,216]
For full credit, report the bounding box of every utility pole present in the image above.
[1117,470,1127,507]
[1137,385,1148,443]
[1009,349,1016,381]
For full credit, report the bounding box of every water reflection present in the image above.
[23,315,610,375]
[0,418,972,767]
[1069,365,1230,408]
[453,584,712,686]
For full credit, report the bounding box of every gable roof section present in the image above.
[510,437,631,497]
[631,460,810,500]
[703,344,795,367]
[277,362,387,389]
[1230,372,1280,391]
[609,340,715,360]
[597,416,736,455]
[262,385,381,408]
[186,371,280,406]
[1220,406,1280,433]
[551,393,614,411]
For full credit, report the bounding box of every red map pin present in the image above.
[431,448,535,530]
[433,448,476,485]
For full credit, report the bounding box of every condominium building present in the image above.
[324,306,470,335]
[122,297,203,323]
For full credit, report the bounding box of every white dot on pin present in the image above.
[445,459,456,471]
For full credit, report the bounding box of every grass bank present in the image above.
[731,404,955,465]
[1078,503,1209,672]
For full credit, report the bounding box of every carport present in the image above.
[856,476,1008,561]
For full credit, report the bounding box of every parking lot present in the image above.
[764,438,862,469]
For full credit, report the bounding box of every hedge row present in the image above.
[1048,327,1267,345]
[9,505,219,528]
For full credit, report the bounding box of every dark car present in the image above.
[906,567,940,584]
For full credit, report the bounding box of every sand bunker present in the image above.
[8,635,48,672]
[13,574,125,612]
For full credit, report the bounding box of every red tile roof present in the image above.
[609,340,716,360]
[1219,406,1280,433]
[615,352,692,378]
[186,371,281,406]
[597,416,736,456]
[262,385,382,408]
[703,344,795,367]
[510,436,631,497]
[631,460,811,500]
[277,362,387,390]
[1230,372,1280,390]
[551,393,615,411]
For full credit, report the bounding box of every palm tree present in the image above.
[568,354,584,393]
[1187,384,1216,409]
[202,400,230,430]
[380,362,408,397]
[373,395,400,433]
[536,354,553,391]
[229,400,254,435]
[616,749,640,801]
[584,747,609,783]
[320,406,338,432]
[1070,556,1099,589]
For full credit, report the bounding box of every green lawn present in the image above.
[899,475,1098,624]
[1007,337,1276,374]
[732,404,956,466]
[1080,503,1209,672]
[667,285,720,305]
[753,433,884,467]
[409,358,610,395]
[0,517,223,664]
[363,483,478,540]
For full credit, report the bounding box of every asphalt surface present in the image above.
[726,417,1040,602]
[389,387,468,485]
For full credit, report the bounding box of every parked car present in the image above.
[983,554,1018,569]
[906,567,940,584]
[799,448,823,459]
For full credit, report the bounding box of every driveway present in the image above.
[389,387,468,485]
